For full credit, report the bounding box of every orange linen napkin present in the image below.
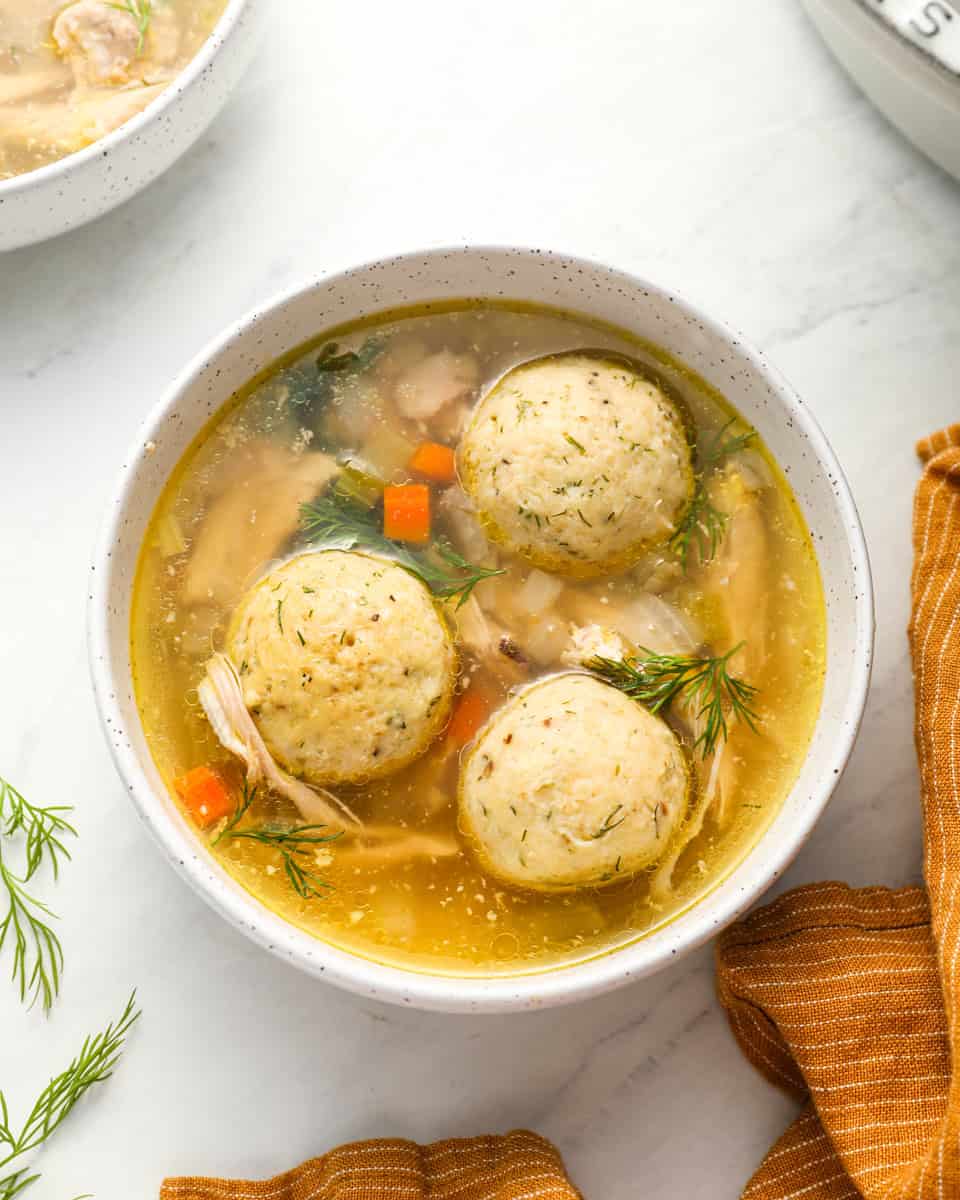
[161,1131,581,1199]
[716,424,960,1199]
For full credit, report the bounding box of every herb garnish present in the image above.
[0,992,140,1198]
[564,433,586,455]
[591,805,626,839]
[670,420,757,568]
[214,785,341,900]
[300,491,504,608]
[0,777,76,1011]
[587,645,759,758]
[109,0,153,54]
[282,337,383,414]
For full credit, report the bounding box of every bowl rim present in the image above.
[0,0,251,199]
[88,244,875,1013]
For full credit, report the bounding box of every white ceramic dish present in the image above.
[0,0,263,253]
[88,246,874,1013]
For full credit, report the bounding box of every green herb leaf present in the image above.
[300,491,504,609]
[0,1168,39,1200]
[0,993,140,1195]
[587,645,759,758]
[227,824,340,899]
[670,419,757,568]
[107,0,153,55]
[284,338,384,415]
[0,778,76,1011]
[214,784,340,899]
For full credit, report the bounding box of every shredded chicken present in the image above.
[649,773,714,903]
[53,1,140,86]
[702,466,770,823]
[0,69,65,107]
[336,829,461,868]
[708,467,769,679]
[199,654,465,867]
[436,486,492,564]
[198,654,361,829]
[561,623,632,668]
[0,83,166,155]
[181,442,338,609]
[394,351,479,421]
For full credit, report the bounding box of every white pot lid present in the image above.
[802,0,960,180]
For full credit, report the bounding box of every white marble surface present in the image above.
[1,0,959,1195]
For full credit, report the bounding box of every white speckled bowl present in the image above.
[89,247,874,1013]
[0,0,263,252]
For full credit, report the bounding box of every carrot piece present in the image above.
[175,766,233,828]
[384,483,431,544]
[446,688,492,745]
[409,441,457,484]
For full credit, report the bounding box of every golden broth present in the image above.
[131,302,826,977]
[0,0,226,180]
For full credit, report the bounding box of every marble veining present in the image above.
[0,0,958,1196]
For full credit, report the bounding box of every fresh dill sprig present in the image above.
[0,1168,38,1200]
[300,492,504,609]
[211,781,255,847]
[587,645,760,758]
[225,825,341,900]
[108,0,153,55]
[0,993,140,1197]
[670,419,757,568]
[283,339,384,414]
[0,778,77,1011]
[214,785,340,899]
[428,541,505,607]
[0,780,75,883]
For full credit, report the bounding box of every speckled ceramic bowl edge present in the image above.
[0,0,264,252]
[87,245,875,1014]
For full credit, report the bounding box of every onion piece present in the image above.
[615,592,700,656]
[198,653,361,829]
[394,351,478,421]
[515,569,564,618]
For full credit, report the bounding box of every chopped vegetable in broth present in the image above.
[0,0,226,180]
[131,302,826,977]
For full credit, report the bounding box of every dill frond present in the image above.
[0,778,76,1010]
[588,645,760,758]
[670,419,757,568]
[225,825,342,900]
[215,785,340,900]
[108,0,153,54]
[300,492,503,608]
[0,993,140,1196]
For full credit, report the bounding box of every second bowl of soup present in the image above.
[0,0,262,250]
[90,247,873,1011]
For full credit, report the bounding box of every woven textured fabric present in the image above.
[161,1131,581,1200]
[716,424,960,1199]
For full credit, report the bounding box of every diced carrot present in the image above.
[384,483,431,544]
[175,766,233,828]
[446,688,492,745]
[409,441,457,484]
